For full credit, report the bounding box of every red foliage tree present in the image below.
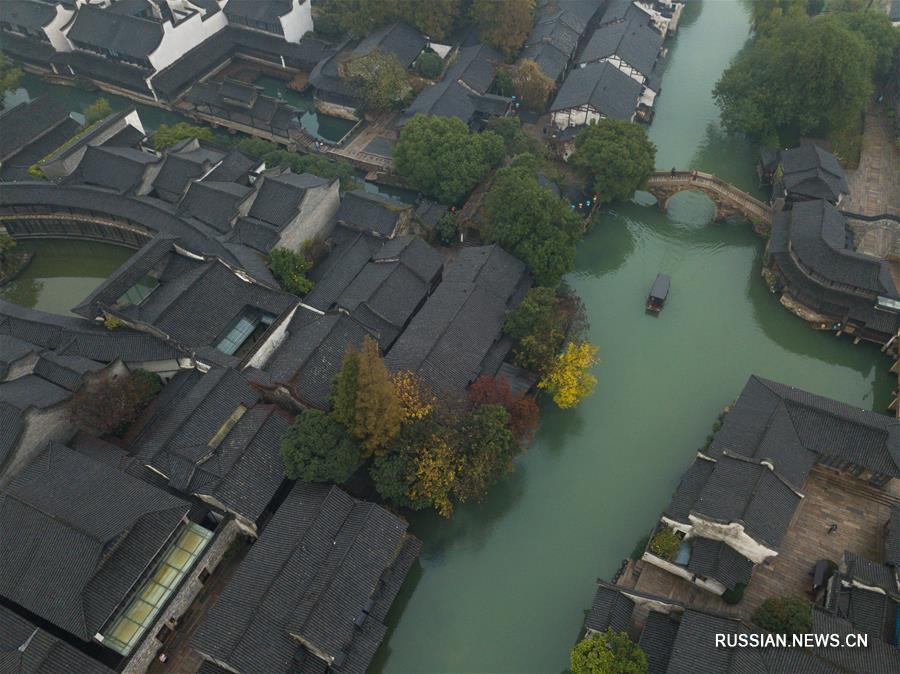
[468,376,540,444]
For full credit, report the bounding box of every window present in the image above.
[100,523,213,655]
[215,309,275,357]
[115,274,159,309]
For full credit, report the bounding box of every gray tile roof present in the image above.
[638,610,679,674]
[0,0,57,32]
[179,180,252,233]
[229,216,281,253]
[709,375,900,482]
[385,245,529,398]
[66,5,163,60]
[192,482,420,674]
[72,144,160,194]
[664,456,716,523]
[550,59,642,120]
[0,298,179,364]
[580,17,664,77]
[265,309,376,409]
[887,505,900,567]
[403,43,508,125]
[843,552,898,595]
[336,189,409,238]
[223,0,292,24]
[247,171,329,229]
[129,367,287,524]
[0,96,70,162]
[352,22,426,67]
[827,575,896,641]
[0,444,190,640]
[584,583,634,633]
[0,604,113,674]
[524,0,602,80]
[0,401,24,472]
[686,537,754,591]
[0,373,72,411]
[778,145,849,203]
[692,453,801,549]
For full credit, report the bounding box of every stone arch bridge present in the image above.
[645,171,773,230]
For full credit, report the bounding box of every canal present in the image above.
[373,2,893,673]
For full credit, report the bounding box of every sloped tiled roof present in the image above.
[192,482,420,674]
[73,144,159,194]
[352,22,426,67]
[550,59,642,120]
[0,444,189,640]
[179,180,252,233]
[0,96,70,162]
[638,610,679,674]
[66,4,163,59]
[584,583,634,633]
[336,189,409,238]
[0,605,112,674]
[686,537,754,591]
[246,171,329,230]
[579,17,664,77]
[708,375,900,482]
[778,145,849,203]
[887,505,900,567]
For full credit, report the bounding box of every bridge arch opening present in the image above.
[665,190,716,226]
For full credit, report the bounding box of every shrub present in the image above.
[648,528,681,562]
[104,315,123,331]
[571,629,648,674]
[267,247,313,295]
[415,51,444,79]
[468,376,540,444]
[435,211,458,245]
[152,122,214,151]
[752,597,812,635]
[84,97,112,125]
[722,583,746,605]
[68,369,161,436]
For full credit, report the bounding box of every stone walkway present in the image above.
[843,103,899,217]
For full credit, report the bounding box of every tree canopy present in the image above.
[504,286,566,374]
[235,137,357,187]
[455,404,520,502]
[393,115,505,204]
[152,123,214,151]
[571,629,648,674]
[751,597,812,635]
[415,51,444,79]
[68,370,161,436]
[508,59,555,111]
[538,340,599,409]
[267,248,313,295]
[0,54,22,103]
[713,13,878,148]
[569,120,656,204]
[280,409,361,483]
[84,97,112,125]
[472,0,535,58]
[343,50,411,111]
[316,0,463,40]
[350,336,403,455]
[482,159,582,286]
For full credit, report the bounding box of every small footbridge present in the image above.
[645,171,773,228]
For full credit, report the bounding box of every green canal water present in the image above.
[1,239,132,316]
[373,2,892,673]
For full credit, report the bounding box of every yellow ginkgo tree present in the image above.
[538,341,599,409]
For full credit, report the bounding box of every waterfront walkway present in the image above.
[843,103,899,218]
[646,171,774,226]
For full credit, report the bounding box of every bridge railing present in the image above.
[647,171,772,218]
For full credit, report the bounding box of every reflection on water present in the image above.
[253,76,357,143]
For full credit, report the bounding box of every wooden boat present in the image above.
[646,274,670,314]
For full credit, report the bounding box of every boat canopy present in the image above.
[650,274,671,300]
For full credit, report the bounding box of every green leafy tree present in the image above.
[352,336,403,455]
[455,404,521,502]
[280,409,361,483]
[393,115,505,204]
[0,54,22,102]
[152,122,214,150]
[829,11,899,80]
[267,247,313,295]
[482,161,582,286]
[752,597,812,635]
[318,0,462,40]
[0,233,15,266]
[369,416,437,510]
[84,97,112,125]
[509,58,555,111]
[713,17,875,147]
[435,211,459,245]
[571,629,648,674]
[472,0,535,58]
[330,346,361,427]
[343,50,411,111]
[415,51,444,79]
[570,120,656,204]
[504,286,566,373]
[750,0,807,34]
[494,69,514,96]
[236,137,357,187]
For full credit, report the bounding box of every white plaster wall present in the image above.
[44,4,75,52]
[278,179,340,250]
[245,304,301,369]
[687,515,778,564]
[148,8,228,72]
[280,0,313,42]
